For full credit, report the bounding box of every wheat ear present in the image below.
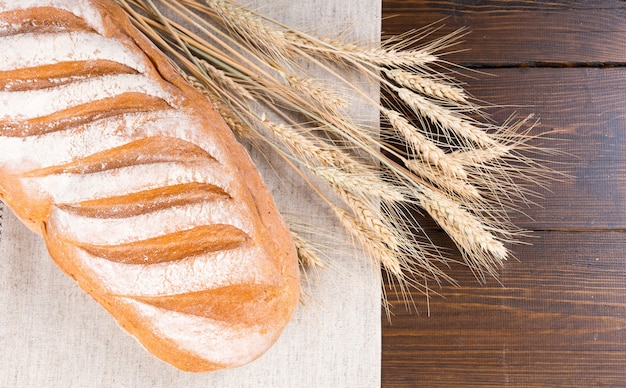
[419,186,508,279]
[382,108,467,179]
[397,87,503,151]
[384,68,469,104]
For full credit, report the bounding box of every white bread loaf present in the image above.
[0,0,300,372]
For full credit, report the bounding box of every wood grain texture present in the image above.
[384,0,626,66]
[383,231,626,386]
[382,1,626,386]
[461,67,626,230]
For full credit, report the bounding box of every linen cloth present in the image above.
[0,1,381,386]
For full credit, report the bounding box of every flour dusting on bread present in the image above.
[0,0,300,372]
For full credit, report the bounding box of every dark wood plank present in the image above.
[383,0,626,66]
[458,67,626,230]
[382,1,626,386]
[382,230,626,387]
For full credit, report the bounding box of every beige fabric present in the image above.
[0,1,381,386]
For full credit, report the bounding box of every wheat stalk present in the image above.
[260,120,372,175]
[281,73,348,114]
[179,72,255,139]
[384,68,469,104]
[418,186,508,280]
[312,166,406,204]
[117,0,550,306]
[341,45,438,67]
[334,207,403,277]
[404,158,481,200]
[201,0,291,59]
[197,58,255,101]
[292,231,325,270]
[382,107,467,179]
[397,87,502,150]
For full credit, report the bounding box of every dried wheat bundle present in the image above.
[116,0,550,307]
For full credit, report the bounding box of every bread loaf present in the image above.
[0,0,300,372]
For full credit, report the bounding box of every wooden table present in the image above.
[381,1,626,386]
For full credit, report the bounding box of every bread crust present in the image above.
[0,0,300,372]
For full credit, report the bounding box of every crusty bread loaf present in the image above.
[0,0,300,372]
